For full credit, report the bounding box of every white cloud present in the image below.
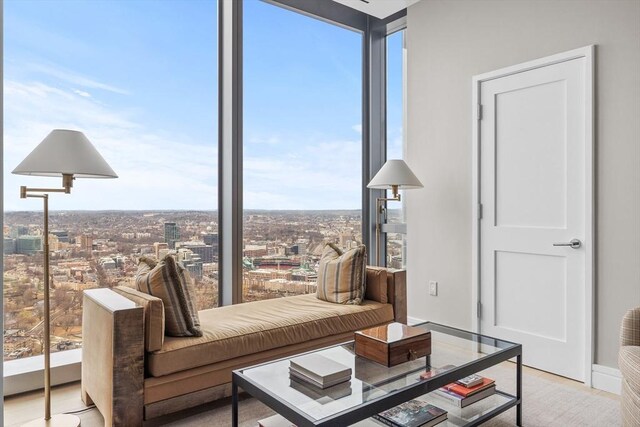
[4,79,217,211]
[4,70,362,212]
[26,62,130,95]
[352,124,362,135]
[73,89,91,98]
[247,135,280,145]
[243,138,362,210]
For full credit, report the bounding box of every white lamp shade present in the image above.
[367,159,423,189]
[12,129,118,178]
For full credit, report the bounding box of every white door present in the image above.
[478,51,592,381]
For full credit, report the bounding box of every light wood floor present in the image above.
[4,365,620,427]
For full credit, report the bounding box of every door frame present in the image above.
[470,45,595,385]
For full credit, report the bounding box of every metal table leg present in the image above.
[232,377,239,427]
[516,354,522,426]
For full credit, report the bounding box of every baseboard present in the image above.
[591,364,622,395]
[407,316,426,326]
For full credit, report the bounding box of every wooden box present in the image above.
[354,322,431,367]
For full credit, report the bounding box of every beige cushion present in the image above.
[316,243,367,304]
[135,256,202,337]
[113,286,165,352]
[147,293,393,377]
[365,267,388,304]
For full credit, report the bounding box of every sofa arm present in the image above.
[82,288,145,427]
[386,269,407,324]
[621,307,640,347]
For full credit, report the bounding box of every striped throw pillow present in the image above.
[316,243,367,305]
[135,255,202,337]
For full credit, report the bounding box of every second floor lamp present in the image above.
[367,159,423,266]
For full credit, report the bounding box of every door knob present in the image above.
[553,239,582,249]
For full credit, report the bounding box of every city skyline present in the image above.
[4,0,403,212]
[3,209,401,360]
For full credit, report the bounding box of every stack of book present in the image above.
[432,374,496,408]
[374,400,447,427]
[289,353,352,389]
[289,377,352,402]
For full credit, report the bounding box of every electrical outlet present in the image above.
[429,281,438,296]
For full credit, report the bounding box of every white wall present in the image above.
[405,0,640,369]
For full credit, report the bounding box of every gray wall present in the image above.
[405,0,640,369]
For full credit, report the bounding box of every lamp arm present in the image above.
[20,174,74,198]
[376,194,401,213]
[374,191,402,266]
[21,187,70,197]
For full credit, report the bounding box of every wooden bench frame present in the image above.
[81,269,406,426]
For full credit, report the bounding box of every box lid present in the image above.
[355,322,429,344]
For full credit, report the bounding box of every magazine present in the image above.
[374,400,447,427]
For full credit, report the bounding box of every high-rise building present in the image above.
[51,230,70,243]
[295,241,307,255]
[202,233,218,246]
[177,242,216,263]
[177,249,203,278]
[4,237,16,254]
[10,225,29,238]
[16,236,42,255]
[48,234,61,251]
[80,234,94,251]
[164,222,180,249]
[154,242,169,259]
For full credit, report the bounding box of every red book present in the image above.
[443,377,495,397]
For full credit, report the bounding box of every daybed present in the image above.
[81,267,406,426]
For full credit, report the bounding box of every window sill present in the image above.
[3,349,82,396]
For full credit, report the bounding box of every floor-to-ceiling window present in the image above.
[3,0,218,362]
[385,30,406,268]
[242,1,363,301]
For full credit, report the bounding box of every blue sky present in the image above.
[3,0,402,211]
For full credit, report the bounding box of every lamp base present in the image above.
[22,414,81,427]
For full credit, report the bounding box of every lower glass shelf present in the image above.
[424,390,517,426]
[349,390,517,427]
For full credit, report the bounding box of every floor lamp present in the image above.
[367,159,423,266]
[12,129,118,427]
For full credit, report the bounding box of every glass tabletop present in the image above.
[237,322,520,423]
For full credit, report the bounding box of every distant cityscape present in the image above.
[3,210,404,361]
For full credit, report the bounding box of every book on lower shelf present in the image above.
[374,400,447,427]
[432,394,502,422]
[432,384,496,408]
[442,377,495,398]
[289,353,352,389]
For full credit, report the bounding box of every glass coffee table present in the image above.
[232,322,522,427]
